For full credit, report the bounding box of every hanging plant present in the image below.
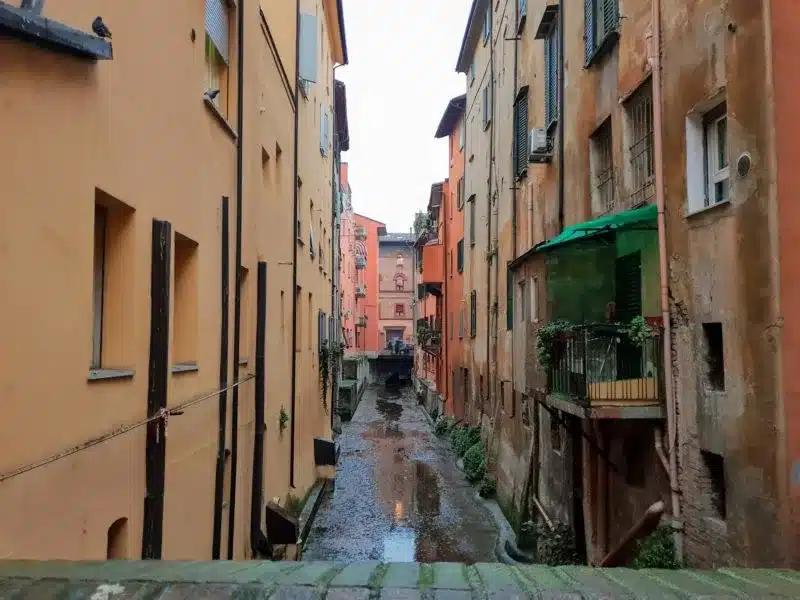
[279,406,289,433]
[626,316,656,348]
[535,319,575,371]
[319,340,345,411]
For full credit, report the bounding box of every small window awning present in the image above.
[535,204,658,252]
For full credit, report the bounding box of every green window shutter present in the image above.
[544,30,558,126]
[469,198,476,245]
[603,0,619,37]
[515,91,529,176]
[457,239,464,272]
[470,290,477,337]
[584,0,595,65]
[506,271,513,330]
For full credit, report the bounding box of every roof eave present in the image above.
[455,0,487,73]
[434,95,466,139]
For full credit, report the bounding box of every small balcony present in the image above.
[547,323,665,419]
[356,315,367,328]
[355,226,367,241]
[417,320,442,354]
[355,255,366,270]
[420,243,444,285]
[355,285,366,298]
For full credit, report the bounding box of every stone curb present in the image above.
[298,478,328,549]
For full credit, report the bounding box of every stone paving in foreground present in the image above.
[0,560,799,599]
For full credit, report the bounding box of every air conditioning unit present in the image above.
[529,128,553,164]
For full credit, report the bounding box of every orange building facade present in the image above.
[352,214,385,354]
[338,164,356,350]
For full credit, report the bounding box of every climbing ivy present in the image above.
[319,340,345,410]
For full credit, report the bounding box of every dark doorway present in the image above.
[569,415,588,563]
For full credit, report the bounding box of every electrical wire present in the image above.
[0,374,256,484]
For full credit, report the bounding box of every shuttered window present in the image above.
[457,239,464,273]
[483,4,492,43]
[205,0,230,63]
[299,13,319,82]
[506,271,514,330]
[544,23,559,127]
[457,177,464,210]
[468,195,476,246]
[470,290,477,338]
[513,88,529,177]
[519,0,528,30]
[320,104,329,156]
[584,0,619,66]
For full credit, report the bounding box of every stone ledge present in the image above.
[0,561,797,598]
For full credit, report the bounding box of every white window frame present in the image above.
[705,111,729,206]
[686,98,728,214]
[529,276,539,323]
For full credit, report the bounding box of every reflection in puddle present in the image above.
[383,527,416,562]
[376,397,403,420]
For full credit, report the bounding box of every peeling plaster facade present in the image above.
[452,0,800,568]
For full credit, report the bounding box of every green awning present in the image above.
[535,204,658,252]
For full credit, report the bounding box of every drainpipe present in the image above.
[557,0,565,232]
[512,0,519,258]
[649,0,683,562]
[226,0,246,560]
[486,9,494,417]
[289,0,301,489]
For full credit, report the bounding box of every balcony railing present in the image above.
[355,255,366,270]
[355,285,366,298]
[355,227,367,241]
[549,324,664,407]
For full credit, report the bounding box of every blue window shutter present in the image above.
[205,0,230,63]
[299,13,318,82]
[320,104,326,154]
[584,0,595,65]
[520,0,527,19]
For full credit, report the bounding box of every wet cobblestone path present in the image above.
[303,384,500,563]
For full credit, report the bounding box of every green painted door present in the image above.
[615,252,642,379]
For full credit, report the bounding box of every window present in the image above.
[457,239,464,272]
[686,100,729,213]
[173,233,199,367]
[591,119,614,214]
[518,0,528,31]
[584,0,619,66]
[544,21,559,127]
[459,309,464,338]
[205,0,232,114]
[470,61,476,85]
[449,250,453,277]
[449,312,454,340]
[92,205,107,369]
[394,275,405,291]
[514,88,529,177]
[469,195,476,246]
[705,104,729,206]
[470,290,477,337]
[482,85,492,130]
[702,450,727,520]
[91,191,134,373]
[518,279,526,323]
[239,265,250,365]
[320,104,330,156]
[530,277,539,322]
[506,272,514,330]
[482,4,492,44]
[457,177,464,210]
[299,13,319,83]
[459,118,466,151]
[395,303,405,317]
[626,80,655,206]
[703,322,725,391]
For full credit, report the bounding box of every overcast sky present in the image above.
[337,0,473,234]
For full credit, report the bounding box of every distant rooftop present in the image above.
[379,232,415,244]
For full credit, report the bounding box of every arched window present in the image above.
[107,517,128,559]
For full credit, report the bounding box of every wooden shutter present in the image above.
[299,13,318,82]
[469,199,475,245]
[470,290,477,337]
[514,90,529,176]
[544,32,554,125]
[506,271,513,330]
[205,0,230,63]
[457,239,464,272]
[584,0,595,65]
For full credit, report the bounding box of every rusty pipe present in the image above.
[649,0,683,562]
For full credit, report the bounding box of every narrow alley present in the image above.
[303,384,500,563]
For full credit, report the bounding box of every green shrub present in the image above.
[632,526,680,569]
[451,426,481,457]
[478,477,496,498]
[463,441,486,483]
[434,415,456,437]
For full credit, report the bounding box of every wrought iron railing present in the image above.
[355,255,366,269]
[549,324,664,406]
[355,285,366,298]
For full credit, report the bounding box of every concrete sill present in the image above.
[203,97,237,141]
[0,4,112,60]
[88,368,135,382]
[171,362,199,374]
[686,199,731,220]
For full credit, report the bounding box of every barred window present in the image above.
[625,81,654,207]
[591,119,614,214]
